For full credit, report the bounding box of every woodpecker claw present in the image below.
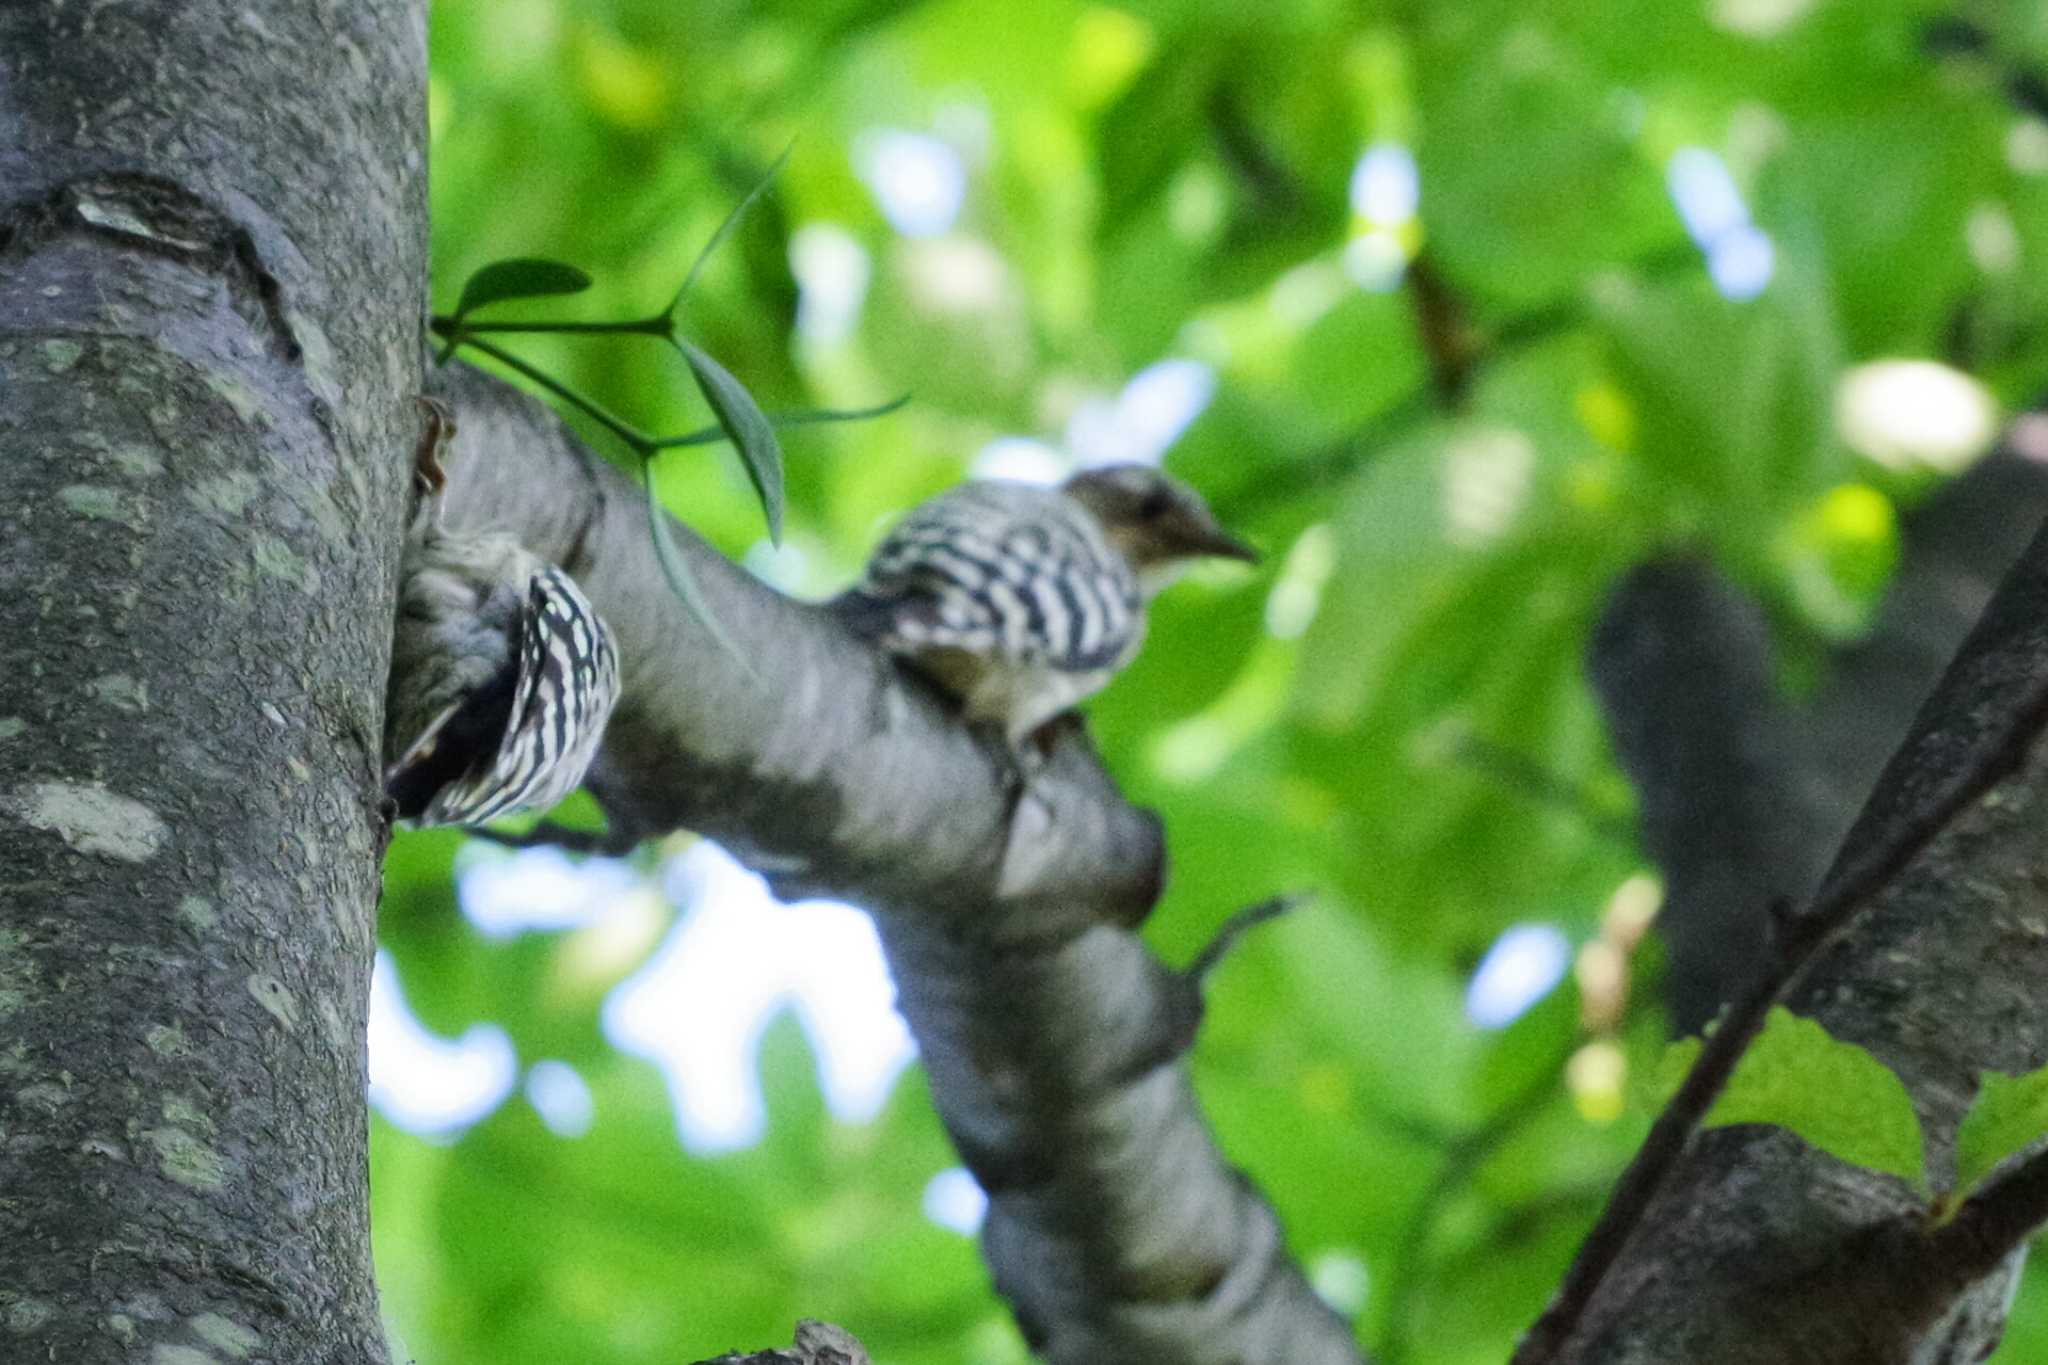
[412,395,454,498]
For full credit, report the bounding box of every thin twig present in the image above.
[430,325,907,457]
[1187,892,1310,982]
[1205,84,1310,223]
[1921,1144,2048,1296]
[1215,241,1700,525]
[1405,252,1480,407]
[437,315,673,337]
[1447,731,1639,849]
[437,331,657,454]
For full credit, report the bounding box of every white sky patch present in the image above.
[602,841,916,1153]
[1342,142,1419,294]
[368,950,517,1135]
[856,129,967,237]
[922,1167,989,1234]
[1967,202,2021,275]
[457,844,637,939]
[1706,224,1775,301]
[1667,147,1774,301]
[901,235,1011,313]
[1264,523,1335,640]
[1668,147,1748,245]
[979,357,1215,483]
[1342,230,1407,293]
[1710,0,1818,38]
[2010,119,2048,176]
[1309,1250,1371,1317]
[743,537,815,594]
[1835,359,1998,474]
[1069,359,1217,467]
[1442,427,1536,548]
[1349,144,1419,227]
[1464,923,1572,1028]
[973,436,1071,484]
[789,223,871,344]
[1268,259,1348,329]
[525,1059,595,1138]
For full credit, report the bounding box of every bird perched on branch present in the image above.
[382,398,622,828]
[835,463,1256,748]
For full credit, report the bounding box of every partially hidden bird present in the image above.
[834,463,1256,748]
[382,398,622,827]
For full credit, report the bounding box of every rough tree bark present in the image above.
[1538,444,2048,1362]
[0,2,423,1362]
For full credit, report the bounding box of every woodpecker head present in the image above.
[1062,464,1256,591]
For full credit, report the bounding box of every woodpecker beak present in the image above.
[1184,524,1260,564]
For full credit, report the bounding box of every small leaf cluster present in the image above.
[428,149,902,651]
[1657,1007,2048,1211]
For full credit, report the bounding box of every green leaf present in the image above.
[1642,1035,1702,1112]
[646,395,913,452]
[1700,1007,1926,1190]
[1955,1065,2048,1197]
[450,258,593,320]
[675,339,785,544]
[642,454,748,669]
[761,393,913,429]
[666,141,793,317]
[1472,975,1578,1110]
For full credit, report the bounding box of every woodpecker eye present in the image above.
[1137,488,1173,520]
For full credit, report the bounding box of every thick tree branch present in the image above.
[430,363,1363,1364]
[1588,559,1839,1032]
[1590,447,2048,1029]
[1520,504,2048,1362]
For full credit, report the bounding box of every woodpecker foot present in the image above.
[412,395,455,496]
[966,721,1036,810]
[1033,709,1092,756]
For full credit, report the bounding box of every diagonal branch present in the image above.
[1517,505,2048,1363]
[429,364,1365,1365]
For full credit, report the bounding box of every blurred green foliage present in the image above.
[378,0,2048,1360]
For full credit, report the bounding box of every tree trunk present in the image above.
[0,2,423,1360]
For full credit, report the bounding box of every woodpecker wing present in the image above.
[420,566,621,827]
[841,484,1142,673]
[382,659,520,821]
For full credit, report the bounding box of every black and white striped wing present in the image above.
[845,493,1141,672]
[423,567,621,827]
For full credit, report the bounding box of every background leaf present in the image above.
[1956,1065,2048,1198]
[451,257,594,320]
[1703,1007,1926,1190]
[644,454,748,666]
[675,339,786,543]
